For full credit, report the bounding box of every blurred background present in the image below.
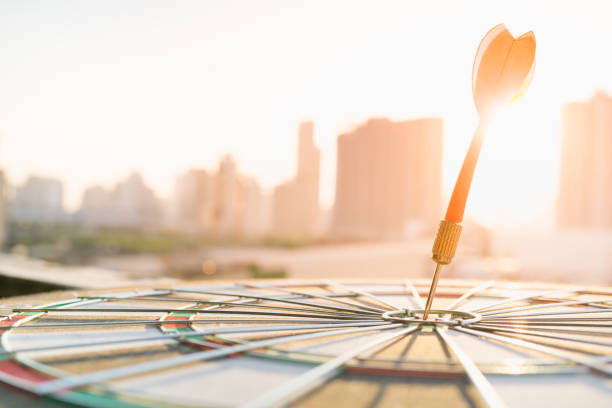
[0,0,610,294]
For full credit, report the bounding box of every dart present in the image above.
[423,24,536,319]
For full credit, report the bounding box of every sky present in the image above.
[1,0,611,229]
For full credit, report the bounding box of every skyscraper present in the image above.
[172,156,267,240]
[331,118,442,239]
[174,169,216,233]
[272,121,321,237]
[10,176,65,223]
[215,155,239,237]
[236,176,268,239]
[77,173,162,227]
[558,92,612,228]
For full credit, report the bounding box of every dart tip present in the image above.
[423,263,442,320]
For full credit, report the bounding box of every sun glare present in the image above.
[467,100,558,229]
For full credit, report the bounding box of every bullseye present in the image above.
[381,309,482,326]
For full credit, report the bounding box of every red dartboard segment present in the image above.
[0,315,30,328]
[0,359,50,384]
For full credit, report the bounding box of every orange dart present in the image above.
[423,24,536,319]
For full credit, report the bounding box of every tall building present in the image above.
[272,121,321,237]
[174,169,216,233]
[172,157,268,239]
[331,118,442,239]
[214,155,239,237]
[79,185,113,226]
[237,176,268,239]
[78,173,162,227]
[558,92,612,228]
[10,176,65,223]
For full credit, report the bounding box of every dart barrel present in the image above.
[432,220,462,265]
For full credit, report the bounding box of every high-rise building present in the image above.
[174,169,216,233]
[296,122,321,228]
[236,176,268,239]
[558,92,612,228]
[110,173,162,227]
[78,173,162,227]
[331,118,443,239]
[214,155,239,237]
[171,156,268,240]
[10,176,65,223]
[79,185,113,226]
[272,121,321,237]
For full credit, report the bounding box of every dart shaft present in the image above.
[445,121,486,223]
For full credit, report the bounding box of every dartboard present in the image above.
[1,279,611,407]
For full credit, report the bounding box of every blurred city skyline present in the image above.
[3,89,611,232]
[2,1,612,230]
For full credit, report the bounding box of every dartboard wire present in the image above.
[107,291,384,316]
[158,294,247,332]
[446,280,496,310]
[469,288,582,313]
[455,326,612,376]
[0,297,114,395]
[470,323,612,336]
[481,308,612,319]
[1,296,101,326]
[210,325,420,367]
[405,279,425,308]
[168,286,384,315]
[474,316,612,326]
[3,295,387,355]
[4,294,262,408]
[466,324,612,348]
[1,321,388,357]
[12,307,381,321]
[242,282,387,313]
[34,323,403,395]
[413,281,609,378]
[464,326,612,356]
[80,295,379,318]
[1,296,102,348]
[479,298,612,317]
[174,288,386,360]
[465,328,612,357]
[2,318,388,331]
[480,317,612,324]
[587,302,612,309]
[164,288,380,316]
[166,295,300,351]
[322,281,401,311]
[359,326,423,362]
[242,326,418,408]
[9,291,239,401]
[436,327,507,408]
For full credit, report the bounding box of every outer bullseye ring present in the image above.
[381,309,481,326]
